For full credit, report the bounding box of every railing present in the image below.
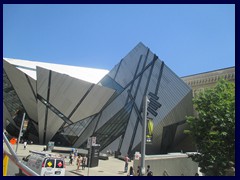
[3,133,39,176]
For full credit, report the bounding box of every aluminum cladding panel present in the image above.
[45,68,93,120]
[44,109,66,144]
[95,89,128,131]
[37,101,47,144]
[3,60,38,122]
[70,84,115,121]
[36,67,115,123]
[111,43,151,87]
[37,67,50,100]
[3,103,13,129]
[37,99,66,144]
[100,43,193,155]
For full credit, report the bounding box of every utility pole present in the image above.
[16,113,26,153]
[141,95,149,175]
[87,137,92,176]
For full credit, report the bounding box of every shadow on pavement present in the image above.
[68,170,84,176]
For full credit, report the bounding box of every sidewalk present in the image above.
[4,143,133,176]
[66,156,132,176]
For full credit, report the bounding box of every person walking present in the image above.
[146,165,153,176]
[76,155,82,171]
[74,149,78,160]
[136,166,141,176]
[23,141,27,149]
[127,166,135,176]
[69,153,73,165]
[82,155,87,170]
[124,154,130,173]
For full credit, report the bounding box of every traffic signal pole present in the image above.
[141,95,148,175]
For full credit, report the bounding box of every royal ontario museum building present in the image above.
[3,42,194,156]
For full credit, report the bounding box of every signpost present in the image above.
[141,93,161,175]
[141,96,148,175]
[87,136,96,176]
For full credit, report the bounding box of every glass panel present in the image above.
[93,101,133,150]
[98,75,124,94]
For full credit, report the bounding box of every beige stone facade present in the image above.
[181,67,235,97]
[171,67,235,152]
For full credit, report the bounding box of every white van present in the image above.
[21,150,66,176]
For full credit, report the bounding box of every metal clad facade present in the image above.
[3,42,194,155]
[92,43,193,155]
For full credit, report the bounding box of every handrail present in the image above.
[3,133,40,176]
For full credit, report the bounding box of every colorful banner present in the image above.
[146,117,153,143]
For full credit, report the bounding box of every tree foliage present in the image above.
[185,79,235,176]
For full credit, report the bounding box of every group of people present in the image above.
[76,154,87,170]
[127,165,153,176]
[69,151,87,171]
[124,155,153,176]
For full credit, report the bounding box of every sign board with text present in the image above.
[87,137,97,148]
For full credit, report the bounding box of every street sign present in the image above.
[87,137,91,148]
[91,137,96,146]
[87,137,97,148]
[57,161,63,168]
[147,92,161,117]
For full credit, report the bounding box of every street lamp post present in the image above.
[141,95,149,175]
[16,113,26,153]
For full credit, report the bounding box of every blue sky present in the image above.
[3,4,235,77]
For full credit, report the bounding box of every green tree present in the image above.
[185,79,235,176]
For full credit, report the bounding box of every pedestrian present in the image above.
[72,148,75,153]
[146,165,150,173]
[136,166,141,176]
[74,149,78,160]
[23,141,27,149]
[76,155,82,170]
[69,153,73,165]
[82,155,87,170]
[146,165,153,176]
[124,154,130,173]
[127,166,135,176]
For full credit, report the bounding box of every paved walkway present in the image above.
[4,143,133,176]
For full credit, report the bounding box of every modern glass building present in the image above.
[3,42,194,156]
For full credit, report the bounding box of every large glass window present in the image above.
[93,101,133,150]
